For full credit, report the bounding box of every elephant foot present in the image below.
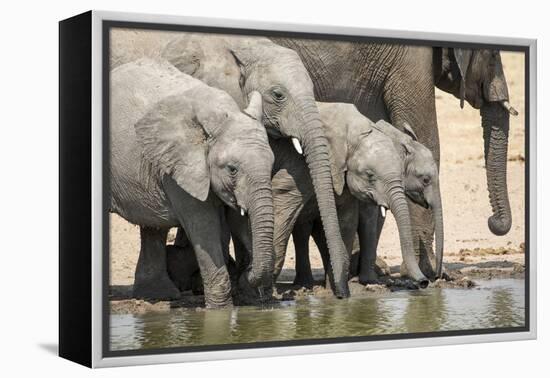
[358,269,380,285]
[358,257,387,285]
[293,273,314,289]
[133,274,181,301]
[203,266,233,308]
[191,272,204,295]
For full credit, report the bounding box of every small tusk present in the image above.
[380,206,386,218]
[240,207,245,216]
[291,137,303,155]
[500,101,519,116]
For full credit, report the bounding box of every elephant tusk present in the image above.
[380,206,386,218]
[240,207,246,216]
[500,100,518,116]
[291,137,303,155]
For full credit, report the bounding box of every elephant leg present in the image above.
[133,226,181,300]
[164,182,232,307]
[337,194,359,261]
[225,207,252,274]
[174,226,189,248]
[311,195,357,290]
[310,219,331,287]
[182,217,232,308]
[292,221,315,288]
[358,203,385,284]
[231,237,250,277]
[272,190,308,280]
[219,207,232,263]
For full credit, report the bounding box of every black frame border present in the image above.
[101,19,531,359]
[59,11,93,367]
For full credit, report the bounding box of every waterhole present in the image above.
[110,279,525,352]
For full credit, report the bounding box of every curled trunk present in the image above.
[481,103,512,236]
[387,181,429,287]
[302,116,350,298]
[245,185,275,288]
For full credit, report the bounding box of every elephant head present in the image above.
[162,34,350,297]
[135,88,275,288]
[434,47,515,236]
[371,121,444,278]
[318,102,429,285]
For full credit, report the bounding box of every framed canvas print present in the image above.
[59,10,537,368]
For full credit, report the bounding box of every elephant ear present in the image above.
[323,121,348,196]
[229,46,258,91]
[373,120,414,155]
[135,94,211,201]
[452,48,473,109]
[162,36,202,76]
[401,121,418,141]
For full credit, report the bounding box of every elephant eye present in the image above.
[228,165,238,176]
[271,88,286,102]
[365,170,375,180]
[422,176,431,186]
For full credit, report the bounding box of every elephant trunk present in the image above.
[386,180,429,287]
[481,102,512,236]
[245,184,275,288]
[301,114,350,298]
[432,184,445,278]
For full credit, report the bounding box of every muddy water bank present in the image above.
[110,278,525,351]
[110,259,525,314]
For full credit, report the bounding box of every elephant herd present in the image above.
[110,31,516,308]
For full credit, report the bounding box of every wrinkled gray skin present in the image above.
[162,34,350,297]
[168,103,441,291]
[287,103,441,287]
[272,39,515,278]
[110,59,274,307]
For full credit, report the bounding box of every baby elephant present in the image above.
[289,103,443,288]
[110,58,275,307]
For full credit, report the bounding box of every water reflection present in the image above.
[110,279,525,351]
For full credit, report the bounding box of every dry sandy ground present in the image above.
[109,45,526,288]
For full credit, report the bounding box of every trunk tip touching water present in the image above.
[389,187,429,287]
[302,118,350,299]
[246,186,275,289]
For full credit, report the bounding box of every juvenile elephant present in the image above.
[110,59,274,307]
[161,33,350,297]
[283,103,442,288]
[168,104,441,291]
[271,39,515,277]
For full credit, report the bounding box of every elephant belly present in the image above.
[111,195,178,229]
[110,170,179,228]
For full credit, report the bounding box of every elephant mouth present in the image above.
[406,191,430,209]
[266,127,284,139]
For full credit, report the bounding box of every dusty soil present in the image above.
[108,37,526,311]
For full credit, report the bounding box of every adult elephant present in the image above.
[161,33,350,297]
[272,39,515,277]
[111,59,274,307]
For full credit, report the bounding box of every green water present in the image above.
[110,279,525,352]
